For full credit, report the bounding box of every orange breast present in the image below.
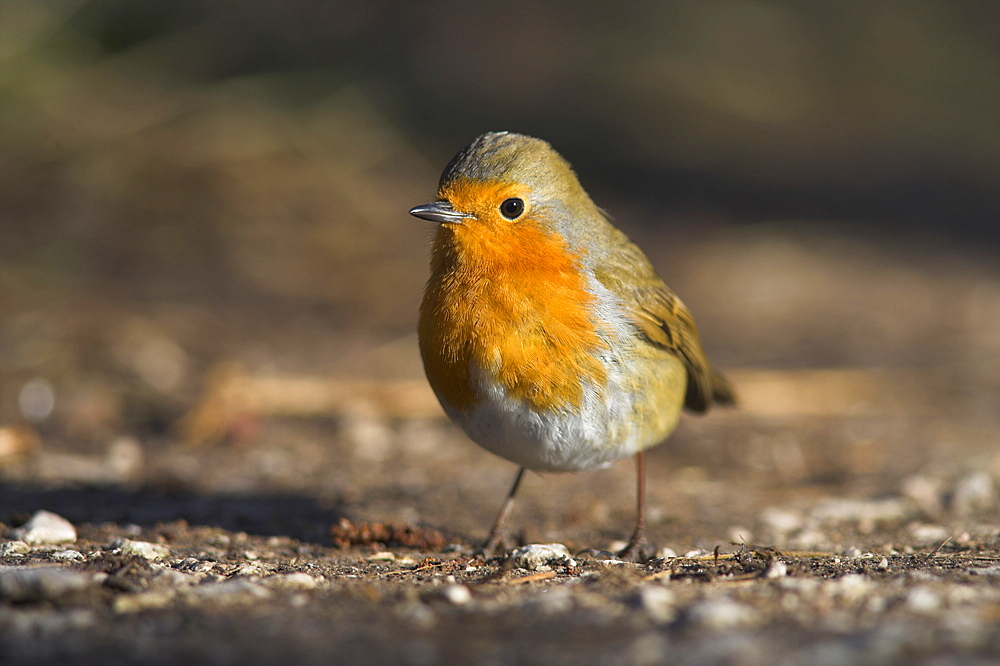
[419,190,608,413]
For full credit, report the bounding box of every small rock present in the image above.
[761,508,803,535]
[902,474,945,515]
[727,526,752,544]
[683,549,709,558]
[528,587,574,615]
[510,544,575,571]
[685,597,756,630]
[232,561,269,577]
[765,560,788,579]
[656,547,677,559]
[827,574,873,602]
[950,471,997,515]
[636,586,676,623]
[367,551,395,562]
[189,580,272,605]
[0,566,97,602]
[263,572,321,590]
[441,584,472,605]
[810,497,911,529]
[51,549,84,562]
[906,586,941,613]
[876,557,890,571]
[117,539,171,561]
[842,547,863,558]
[113,590,175,613]
[908,523,950,545]
[14,510,77,544]
[0,540,31,557]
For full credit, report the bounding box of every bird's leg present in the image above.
[478,467,525,558]
[618,451,653,562]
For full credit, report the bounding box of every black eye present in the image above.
[499,198,524,220]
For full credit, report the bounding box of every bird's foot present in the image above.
[617,529,655,563]
[475,532,511,560]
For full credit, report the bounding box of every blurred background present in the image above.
[0,0,998,546]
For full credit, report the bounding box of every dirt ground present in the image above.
[2,223,1000,665]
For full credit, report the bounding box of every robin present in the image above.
[410,132,734,561]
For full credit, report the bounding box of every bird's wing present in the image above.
[593,231,734,413]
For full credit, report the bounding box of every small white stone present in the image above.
[0,566,96,602]
[727,526,752,544]
[842,547,863,558]
[0,540,30,557]
[876,557,890,570]
[118,539,171,560]
[189,580,272,604]
[765,560,788,579]
[656,547,677,559]
[683,549,709,558]
[367,551,395,562]
[14,510,77,544]
[51,549,84,561]
[441,584,472,605]
[906,586,941,613]
[761,508,803,534]
[908,523,950,545]
[510,544,575,571]
[951,471,997,515]
[827,574,873,602]
[262,572,321,590]
[686,597,756,630]
[637,586,676,623]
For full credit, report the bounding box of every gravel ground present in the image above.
[2,227,999,665]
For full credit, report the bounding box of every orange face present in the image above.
[419,178,609,413]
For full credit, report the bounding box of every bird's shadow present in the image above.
[0,480,345,545]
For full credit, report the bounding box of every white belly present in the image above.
[441,354,685,472]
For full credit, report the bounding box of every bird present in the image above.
[409,131,734,561]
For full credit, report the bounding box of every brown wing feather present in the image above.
[631,285,734,412]
[593,228,734,413]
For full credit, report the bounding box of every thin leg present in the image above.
[478,467,525,557]
[618,451,652,562]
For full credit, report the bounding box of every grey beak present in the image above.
[409,201,471,224]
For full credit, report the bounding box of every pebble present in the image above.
[656,547,678,559]
[51,549,84,562]
[441,584,472,605]
[262,572,322,590]
[0,566,99,602]
[189,580,272,605]
[842,547,863,558]
[232,561,269,577]
[906,586,941,613]
[0,540,31,557]
[636,586,676,623]
[685,597,756,630]
[760,508,803,535]
[113,590,175,613]
[809,497,911,527]
[116,539,171,561]
[950,471,997,515]
[527,587,575,615]
[13,510,77,544]
[902,474,945,515]
[765,560,788,579]
[510,543,575,571]
[826,574,873,603]
[908,523,950,545]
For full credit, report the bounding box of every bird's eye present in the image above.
[499,198,524,220]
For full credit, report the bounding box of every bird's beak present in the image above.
[409,200,472,224]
